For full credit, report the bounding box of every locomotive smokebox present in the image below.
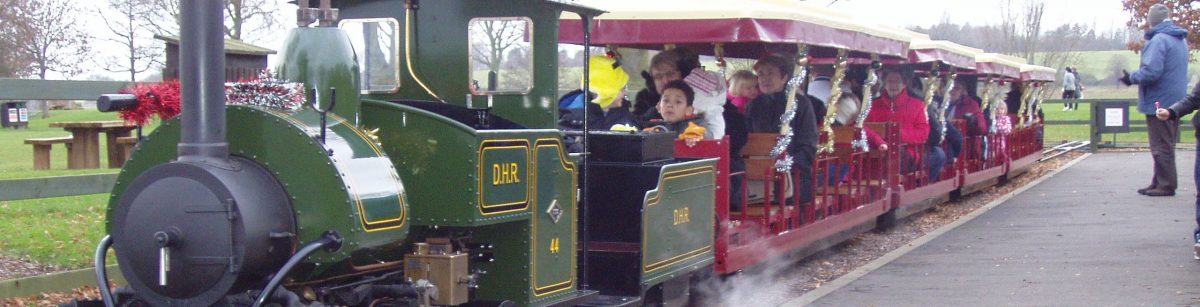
[108,0,296,305]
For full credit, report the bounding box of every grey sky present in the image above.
[827,0,1131,33]
[70,0,1132,81]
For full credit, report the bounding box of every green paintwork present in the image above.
[360,99,569,227]
[527,139,578,305]
[336,0,586,129]
[106,106,408,280]
[276,27,361,125]
[361,98,582,306]
[640,159,717,286]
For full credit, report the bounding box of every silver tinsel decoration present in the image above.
[853,62,881,152]
[225,70,305,111]
[938,72,956,142]
[771,66,809,173]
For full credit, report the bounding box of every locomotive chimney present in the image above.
[176,0,229,161]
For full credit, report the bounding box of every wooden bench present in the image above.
[112,136,139,168]
[24,137,75,170]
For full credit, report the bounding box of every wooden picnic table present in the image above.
[48,121,136,169]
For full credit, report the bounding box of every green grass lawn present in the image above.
[0,194,109,269]
[1045,50,1200,87]
[0,109,160,270]
[1040,99,1196,146]
[0,110,161,179]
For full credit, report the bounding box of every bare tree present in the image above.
[0,0,35,78]
[142,0,280,42]
[997,0,1045,60]
[100,0,161,82]
[142,0,180,37]
[1036,24,1087,86]
[470,20,527,74]
[224,0,281,41]
[16,0,90,79]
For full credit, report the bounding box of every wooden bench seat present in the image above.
[24,137,74,170]
[112,136,138,168]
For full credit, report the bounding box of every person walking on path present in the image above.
[1062,67,1077,111]
[1121,3,1189,197]
[1156,81,1200,259]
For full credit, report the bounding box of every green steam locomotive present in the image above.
[88,0,715,306]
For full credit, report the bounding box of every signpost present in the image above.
[1,102,28,129]
[1090,100,1131,150]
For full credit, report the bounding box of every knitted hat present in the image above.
[584,55,629,109]
[683,68,727,114]
[1149,4,1169,27]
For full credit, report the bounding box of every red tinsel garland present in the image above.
[118,70,305,125]
[118,81,181,126]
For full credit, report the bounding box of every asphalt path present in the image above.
[802,152,1200,306]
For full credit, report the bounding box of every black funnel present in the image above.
[176,0,229,161]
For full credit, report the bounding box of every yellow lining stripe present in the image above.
[531,138,577,296]
[477,139,532,216]
[644,246,713,272]
[641,165,716,273]
[262,108,406,232]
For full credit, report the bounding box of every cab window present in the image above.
[339,18,401,94]
[468,17,533,94]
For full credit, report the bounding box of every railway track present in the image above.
[1040,141,1090,162]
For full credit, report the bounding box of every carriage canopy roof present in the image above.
[908,39,982,70]
[559,0,910,59]
[974,53,1026,79]
[1020,64,1057,82]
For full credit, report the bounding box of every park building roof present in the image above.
[153,35,276,56]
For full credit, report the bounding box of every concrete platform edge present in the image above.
[779,153,1093,307]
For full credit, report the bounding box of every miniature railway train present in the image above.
[79,0,1055,306]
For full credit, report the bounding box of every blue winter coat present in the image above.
[1131,21,1190,114]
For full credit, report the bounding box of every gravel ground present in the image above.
[2,151,1087,306]
[0,256,60,280]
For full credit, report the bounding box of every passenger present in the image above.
[724,95,749,211]
[945,77,986,160]
[685,68,748,211]
[644,80,716,143]
[682,68,728,138]
[993,101,1013,161]
[633,48,701,122]
[557,55,637,131]
[1005,81,1023,117]
[832,71,862,126]
[745,54,818,205]
[925,101,961,181]
[908,75,950,182]
[807,65,834,105]
[727,70,759,114]
[866,68,930,173]
[822,69,863,185]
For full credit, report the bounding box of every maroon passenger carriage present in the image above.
[871,30,985,222]
[561,0,911,275]
[561,0,1054,277]
[960,53,1027,194]
[1008,64,1056,178]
